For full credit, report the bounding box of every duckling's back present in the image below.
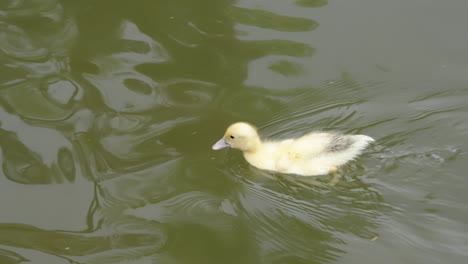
[243,131,374,176]
[283,132,374,176]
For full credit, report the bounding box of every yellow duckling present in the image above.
[212,122,374,176]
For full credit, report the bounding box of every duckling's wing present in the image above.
[291,133,333,155]
[323,134,374,165]
[332,134,373,151]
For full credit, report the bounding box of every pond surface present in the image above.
[1,0,467,263]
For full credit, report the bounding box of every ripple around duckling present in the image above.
[259,78,379,138]
[260,100,364,140]
[223,163,387,262]
[357,110,468,258]
[372,209,468,262]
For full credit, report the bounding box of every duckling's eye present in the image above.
[230,135,235,139]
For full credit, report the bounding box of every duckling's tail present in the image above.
[328,134,374,166]
[350,135,375,153]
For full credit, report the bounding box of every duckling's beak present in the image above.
[212,137,230,150]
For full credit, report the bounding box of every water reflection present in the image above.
[0,0,391,263]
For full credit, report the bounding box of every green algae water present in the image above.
[1,0,468,263]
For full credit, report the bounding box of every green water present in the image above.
[1,0,467,263]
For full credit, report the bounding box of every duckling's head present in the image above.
[212,122,261,152]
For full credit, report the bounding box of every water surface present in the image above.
[1,0,468,263]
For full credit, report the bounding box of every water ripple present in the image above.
[126,191,237,236]
[223,165,386,263]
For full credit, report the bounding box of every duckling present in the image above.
[212,122,374,176]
